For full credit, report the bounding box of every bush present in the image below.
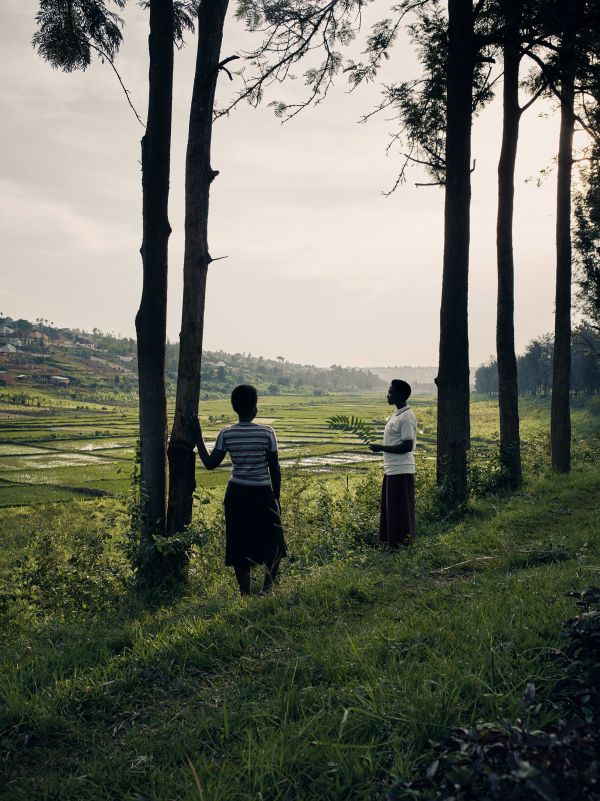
[0,507,131,635]
[387,588,600,801]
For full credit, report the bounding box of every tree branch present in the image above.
[88,40,145,127]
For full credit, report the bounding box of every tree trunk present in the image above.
[496,0,523,489]
[166,0,230,543]
[551,14,577,473]
[134,0,174,583]
[436,0,474,509]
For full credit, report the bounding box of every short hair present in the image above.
[231,384,258,414]
[391,379,411,400]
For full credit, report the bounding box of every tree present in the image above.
[164,0,372,540]
[495,0,525,488]
[344,0,496,508]
[548,2,578,473]
[166,0,232,543]
[434,0,476,507]
[524,1,600,471]
[574,105,600,333]
[33,0,193,585]
[134,0,175,584]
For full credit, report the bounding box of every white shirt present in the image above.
[383,405,417,475]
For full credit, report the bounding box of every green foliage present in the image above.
[326,414,376,445]
[33,0,126,73]
[558,587,600,724]
[467,447,510,496]
[0,505,130,635]
[388,589,600,801]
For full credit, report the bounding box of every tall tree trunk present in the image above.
[166,0,230,543]
[496,0,523,488]
[134,0,174,582]
[436,0,474,508]
[551,14,577,473]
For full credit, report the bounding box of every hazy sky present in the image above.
[0,1,580,368]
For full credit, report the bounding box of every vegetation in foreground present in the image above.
[1,409,599,799]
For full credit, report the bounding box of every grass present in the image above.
[1,463,600,799]
[1,391,599,799]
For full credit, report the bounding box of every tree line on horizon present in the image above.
[32,0,600,588]
[475,326,600,396]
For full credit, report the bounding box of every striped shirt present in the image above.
[215,422,278,486]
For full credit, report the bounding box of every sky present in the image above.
[0,0,581,369]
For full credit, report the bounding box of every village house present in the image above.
[75,337,96,350]
[0,344,18,354]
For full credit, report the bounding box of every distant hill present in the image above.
[0,314,386,395]
[367,366,438,393]
[368,366,477,392]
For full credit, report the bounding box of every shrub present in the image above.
[387,588,600,801]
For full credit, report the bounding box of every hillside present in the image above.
[0,315,386,396]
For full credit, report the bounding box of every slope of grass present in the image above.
[1,464,599,800]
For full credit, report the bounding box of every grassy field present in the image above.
[1,390,599,799]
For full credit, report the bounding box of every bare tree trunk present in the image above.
[551,15,577,473]
[436,0,474,509]
[135,0,173,583]
[496,0,523,488]
[166,0,230,543]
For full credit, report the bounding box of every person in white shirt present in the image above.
[368,380,417,546]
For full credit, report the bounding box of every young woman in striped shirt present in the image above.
[190,385,286,596]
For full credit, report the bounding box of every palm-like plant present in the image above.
[326,415,375,446]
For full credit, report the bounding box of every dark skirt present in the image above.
[379,473,416,547]
[224,481,287,566]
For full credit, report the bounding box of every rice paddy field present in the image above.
[2,388,598,508]
[0,391,416,507]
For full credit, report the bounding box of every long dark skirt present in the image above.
[379,473,416,547]
[224,482,286,566]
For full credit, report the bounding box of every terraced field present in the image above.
[0,393,431,507]
[1,389,596,507]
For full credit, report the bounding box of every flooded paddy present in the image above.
[0,392,436,507]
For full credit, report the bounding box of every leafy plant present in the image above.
[326,414,376,445]
[387,588,600,801]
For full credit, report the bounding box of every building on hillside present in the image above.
[16,374,30,382]
[50,375,70,386]
[30,332,49,343]
[0,326,15,335]
[0,344,18,354]
[75,338,96,350]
